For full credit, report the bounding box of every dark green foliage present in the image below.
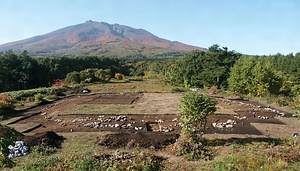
[0,51,129,92]
[164,44,241,88]
[126,58,175,78]
[65,71,81,84]
[0,126,16,168]
[0,51,41,92]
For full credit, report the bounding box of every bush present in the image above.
[0,127,16,168]
[174,135,213,160]
[293,95,300,117]
[34,93,45,102]
[115,73,125,80]
[30,146,57,157]
[172,87,185,92]
[0,95,12,109]
[0,95,13,115]
[179,91,217,136]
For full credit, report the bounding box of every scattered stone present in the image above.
[45,116,52,120]
[258,116,269,119]
[155,119,164,123]
[293,132,298,137]
[226,124,234,128]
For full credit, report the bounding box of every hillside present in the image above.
[0,20,205,58]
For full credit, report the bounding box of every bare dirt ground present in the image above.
[2,92,300,149]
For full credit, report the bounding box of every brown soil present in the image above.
[23,131,65,148]
[97,132,179,149]
[1,92,298,150]
[0,125,64,148]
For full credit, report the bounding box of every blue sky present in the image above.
[0,0,299,55]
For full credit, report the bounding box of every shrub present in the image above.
[34,93,45,102]
[73,156,103,171]
[175,91,216,161]
[115,73,125,80]
[0,95,12,109]
[172,87,185,92]
[0,95,13,115]
[178,91,217,136]
[52,79,68,87]
[30,146,57,157]
[174,135,213,160]
[0,127,16,168]
[293,95,300,117]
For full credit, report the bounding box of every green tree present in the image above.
[164,45,240,88]
[0,51,41,91]
[179,91,217,136]
[95,69,111,82]
[228,56,287,97]
[80,68,100,83]
[228,57,257,95]
[65,71,81,84]
[175,91,216,160]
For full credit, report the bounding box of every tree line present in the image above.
[0,51,129,92]
[163,45,300,97]
[2,46,300,100]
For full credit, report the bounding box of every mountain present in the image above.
[0,20,205,58]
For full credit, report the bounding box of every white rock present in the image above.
[226,124,234,128]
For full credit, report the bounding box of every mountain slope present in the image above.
[0,20,205,57]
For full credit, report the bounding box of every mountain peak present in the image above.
[0,21,205,58]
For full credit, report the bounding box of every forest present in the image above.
[1,45,300,113]
[0,51,129,92]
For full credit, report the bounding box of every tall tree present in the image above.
[164,44,240,88]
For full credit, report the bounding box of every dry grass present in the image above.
[59,93,182,115]
[9,122,41,133]
[86,79,174,93]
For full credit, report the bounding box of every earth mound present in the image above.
[23,131,65,148]
[98,132,179,149]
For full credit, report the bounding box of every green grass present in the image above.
[0,112,40,125]
[11,132,105,171]
[11,132,164,171]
